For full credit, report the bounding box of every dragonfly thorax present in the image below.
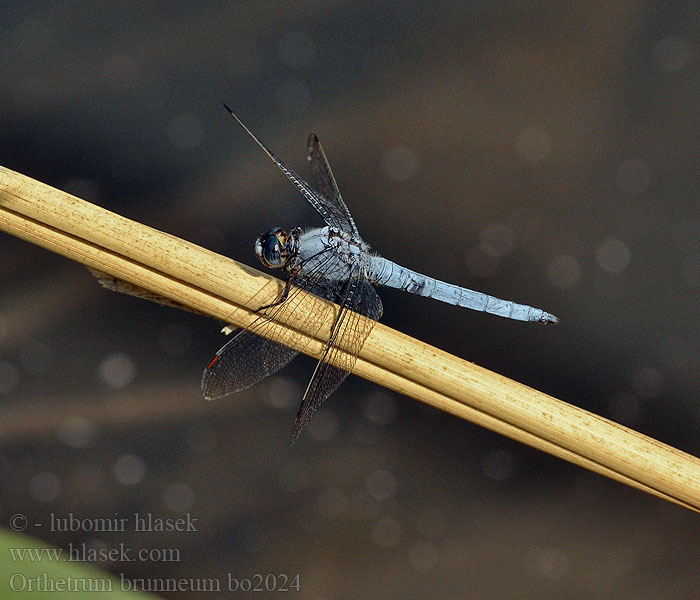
[255,227,298,269]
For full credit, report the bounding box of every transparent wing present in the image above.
[290,270,383,444]
[306,133,359,237]
[201,249,344,399]
[202,331,298,399]
[223,105,359,235]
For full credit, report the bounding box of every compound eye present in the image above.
[255,229,288,268]
[263,235,283,266]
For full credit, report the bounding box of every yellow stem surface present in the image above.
[1,165,699,512]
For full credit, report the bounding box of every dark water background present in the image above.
[1,2,699,598]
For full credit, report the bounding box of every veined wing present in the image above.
[223,104,357,235]
[202,331,298,399]
[202,249,342,400]
[306,133,360,238]
[290,269,383,444]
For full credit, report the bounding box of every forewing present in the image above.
[223,105,358,234]
[306,134,359,236]
[290,271,383,444]
[202,330,298,399]
[201,248,340,399]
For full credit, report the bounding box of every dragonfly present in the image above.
[202,105,559,444]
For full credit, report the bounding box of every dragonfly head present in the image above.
[255,228,295,269]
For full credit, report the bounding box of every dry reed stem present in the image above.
[1,165,699,513]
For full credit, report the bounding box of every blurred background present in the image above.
[1,1,699,598]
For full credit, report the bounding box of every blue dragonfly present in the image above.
[203,107,558,443]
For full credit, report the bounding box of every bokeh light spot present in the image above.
[307,410,338,442]
[360,391,398,426]
[99,353,136,389]
[112,454,146,486]
[366,469,397,500]
[381,146,419,181]
[596,238,631,273]
[163,482,194,512]
[29,472,61,503]
[264,376,300,410]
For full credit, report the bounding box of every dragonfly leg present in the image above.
[255,258,302,313]
[255,229,301,313]
[255,278,293,312]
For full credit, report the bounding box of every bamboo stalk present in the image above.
[1,165,699,512]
